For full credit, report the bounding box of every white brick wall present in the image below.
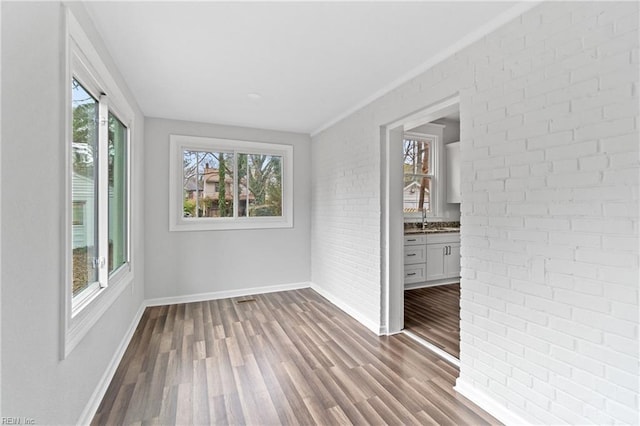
[312,1,638,423]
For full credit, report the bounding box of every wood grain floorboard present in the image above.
[405,284,461,358]
[93,288,498,425]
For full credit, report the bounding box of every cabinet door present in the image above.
[426,243,447,281]
[445,243,461,279]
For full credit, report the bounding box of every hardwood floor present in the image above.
[404,284,461,359]
[92,288,497,425]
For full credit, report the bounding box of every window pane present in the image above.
[238,154,283,217]
[183,150,234,218]
[108,113,127,273]
[403,138,431,175]
[72,79,99,296]
[403,175,431,213]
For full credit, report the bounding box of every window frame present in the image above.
[62,9,135,358]
[403,132,439,218]
[169,135,294,231]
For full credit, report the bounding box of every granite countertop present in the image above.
[404,221,460,235]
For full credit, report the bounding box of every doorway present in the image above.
[382,95,462,363]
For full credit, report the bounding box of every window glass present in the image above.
[71,79,99,296]
[403,137,433,213]
[238,154,283,217]
[183,150,235,218]
[108,113,127,273]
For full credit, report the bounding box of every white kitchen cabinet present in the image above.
[425,241,461,281]
[446,141,461,203]
[404,232,460,287]
[404,234,427,284]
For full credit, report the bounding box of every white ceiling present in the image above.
[85,1,523,135]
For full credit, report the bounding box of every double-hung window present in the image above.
[170,135,293,231]
[65,10,134,356]
[403,133,437,214]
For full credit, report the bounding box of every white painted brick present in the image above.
[527,130,573,150]
[545,140,598,160]
[547,170,601,188]
[554,288,611,313]
[549,107,603,133]
[548,231,601,248]
[549,201,603,216]
[600,132,639,154]
[525,294,572,319]
[573,307,637,339]
[552,158,578,173]
[576,247,637,268]
[506,120,549,140]
[525,347,572,376]
[578,154,609,171]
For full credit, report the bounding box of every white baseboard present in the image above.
[309,282,383,335]
[77,302,146,425]
[404,279,459,290]
[145,281,311,307]
[454,378,531,426]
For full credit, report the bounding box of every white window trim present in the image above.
[169,134,294,231]
[403,131,440,220]
[62,8,135,359]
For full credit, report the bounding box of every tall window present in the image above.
[403,134,436,213]
[71,76,129,309]
[65,9,135,358]
[170,135,293,231]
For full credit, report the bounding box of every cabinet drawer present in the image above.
[404,264,426,284]
[404,234,427,245]
[404,245,426,265]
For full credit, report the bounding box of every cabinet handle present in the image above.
[407,272,416,276]
[407,239,417,242]
[407,253,416,257]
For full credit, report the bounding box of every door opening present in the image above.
[382,95,462,363]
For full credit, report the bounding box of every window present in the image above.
[170,135,293,231]
[64,9,134,357]
[403,133,436,213]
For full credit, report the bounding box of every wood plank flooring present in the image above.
[92,288,496,425]
[404,284,461,359]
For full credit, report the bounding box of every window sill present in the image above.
[170,217,293,232]
[63,267,133,359]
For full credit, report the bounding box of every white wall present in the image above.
[1,2,145,423]
[144,118,311,301]
[312,1,638,424]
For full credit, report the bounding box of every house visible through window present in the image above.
[170,135,292,231]
[403,134,435,213]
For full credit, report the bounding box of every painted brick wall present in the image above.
[311,1,638,423]
[458,2,639,423]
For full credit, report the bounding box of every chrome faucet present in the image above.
[421,208,428,230]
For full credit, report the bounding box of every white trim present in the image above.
[76,303,146,426]
[403,279,459,290]
[454,379,532,426]
[145,282,310,307]
[403,330,460,367]
[62,6,136,359]
[310,1,541,137]
[309,282,384,335]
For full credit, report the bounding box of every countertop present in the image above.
[404,221,460,235]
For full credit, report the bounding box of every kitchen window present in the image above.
[64,9,134,357]
[403,133,437,214]
[170,135,293,231]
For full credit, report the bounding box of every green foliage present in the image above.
[183,198,196,216]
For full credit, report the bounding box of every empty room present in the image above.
[1,1,638,425]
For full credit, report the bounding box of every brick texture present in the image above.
[311,1,638,423]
